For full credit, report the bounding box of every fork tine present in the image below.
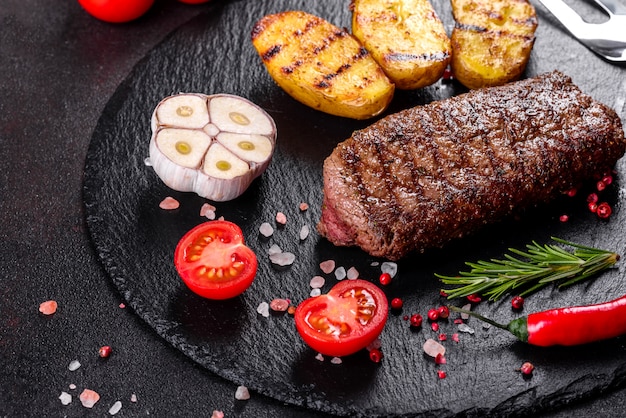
[538,0,590,39]
[591,0,626,15]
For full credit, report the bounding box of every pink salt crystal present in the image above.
[130,394,137,403]
[319,260,335,274]
[276,211,287,225]
[200,203,216,219]
[119,303,125,309]
[159,196,180,210]
[39,300,58,315]
[452,333,460,343]
[270,299,289,312]
[423,338,446,358]
[79,389,100,408]
[299,202,309,211]
[315,353,324,362]
[212,411,225,418]
[309,276,325,289]
[235,386,250,400]
[346,267,359,280]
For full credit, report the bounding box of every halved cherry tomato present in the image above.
[294,279,388,357]
[174,221,257,300]
[77,0,154,23]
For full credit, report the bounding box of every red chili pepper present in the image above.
[450,294,626,347]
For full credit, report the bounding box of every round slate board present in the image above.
[83,0,626,416]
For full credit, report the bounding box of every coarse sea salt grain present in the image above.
[144,157,152,166]
[270,252,296,266]
[347,267,359,280]
[259,222,274,237]
[458,323,475,334]
[334,266,346,280]
[319,260,335,274]
[310,288,321,297]
[68,360,81,371]
[310,276,325,289]
[315,353,324,361]
[109,401,122,415]
[59,392,72,405]
[381,262,398,278]
[130,394,137,403]
[257,302,270,318]
[299,225,310,240]
[235,385,251,400]
[330,357,342,365]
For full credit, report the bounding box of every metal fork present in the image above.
[538,0,626,62]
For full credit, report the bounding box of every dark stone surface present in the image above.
[2,0,626,416]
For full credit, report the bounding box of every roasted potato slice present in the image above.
[251,11,394,120]
[351,0,451,90]
[450,0,537,89]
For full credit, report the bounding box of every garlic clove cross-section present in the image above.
[149,93,277,202]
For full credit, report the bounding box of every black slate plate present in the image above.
[83,0,626,416]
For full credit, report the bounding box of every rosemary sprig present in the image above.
[437,237,620,301]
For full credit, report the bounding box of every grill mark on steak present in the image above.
[318,71,626,260]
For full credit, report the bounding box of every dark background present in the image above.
[2,0,626,416]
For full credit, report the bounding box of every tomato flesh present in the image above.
[77,0,154,23]
[294,279,388,357]
[174,221,257,300]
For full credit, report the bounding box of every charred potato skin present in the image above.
[251,11,395,120]
[450,0,538,90]
[351,0,451,90]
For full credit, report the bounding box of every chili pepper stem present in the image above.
[448,306,529,343]
[448,306,508,330]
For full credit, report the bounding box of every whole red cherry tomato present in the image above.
[295,279,388,357]
[177,0,212,3]
[174,221,257,300]
[77,0,155,23]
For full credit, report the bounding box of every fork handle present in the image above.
[592,0,626,15]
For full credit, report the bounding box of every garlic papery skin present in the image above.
[149,93,277,202]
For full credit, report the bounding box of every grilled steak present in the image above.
[317,71,626,260]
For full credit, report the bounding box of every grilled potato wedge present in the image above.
[251,11,394,120]
[450,0,537,89]
[351,0,451,90]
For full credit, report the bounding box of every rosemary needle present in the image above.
[437,237,620,301]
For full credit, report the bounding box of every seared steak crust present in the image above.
[317,71,626,260]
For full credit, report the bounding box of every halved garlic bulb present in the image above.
[149,93,277,201]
